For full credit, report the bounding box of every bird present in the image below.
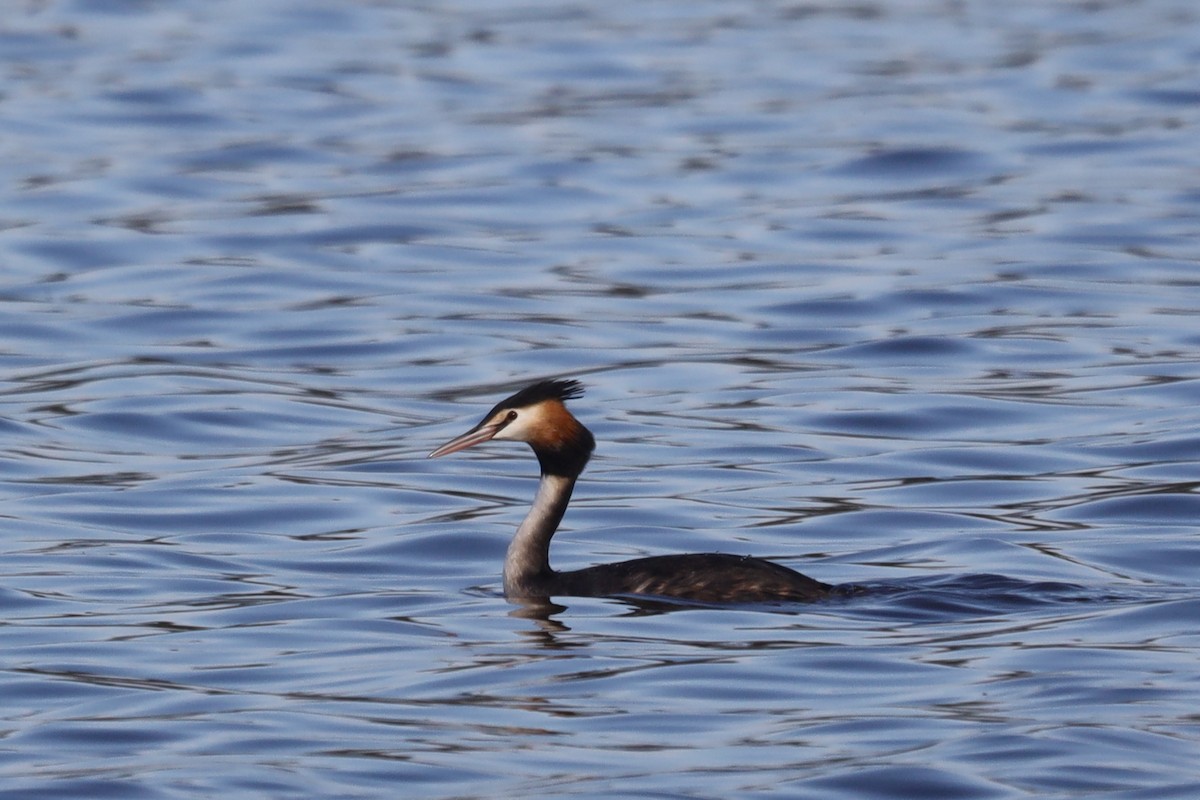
[427,379,832,604]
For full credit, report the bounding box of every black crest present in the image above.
[492,379,584,414]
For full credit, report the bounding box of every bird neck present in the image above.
[503,471,576,597]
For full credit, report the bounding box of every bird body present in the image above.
[428,379,830,604]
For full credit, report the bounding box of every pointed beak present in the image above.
[427,421,503,458]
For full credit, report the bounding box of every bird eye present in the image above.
[505,410,518,422]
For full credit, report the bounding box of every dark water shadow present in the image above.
[831,573,1139,624]
[505,572,1140,627]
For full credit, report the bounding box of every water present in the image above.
[3,0,1200,797]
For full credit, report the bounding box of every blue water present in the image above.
[3,0,1200,797]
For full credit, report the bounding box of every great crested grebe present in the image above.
[428,379,831,604]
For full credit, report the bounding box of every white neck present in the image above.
[503,472,575,597]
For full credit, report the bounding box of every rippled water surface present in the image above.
[4,1,1200,797]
